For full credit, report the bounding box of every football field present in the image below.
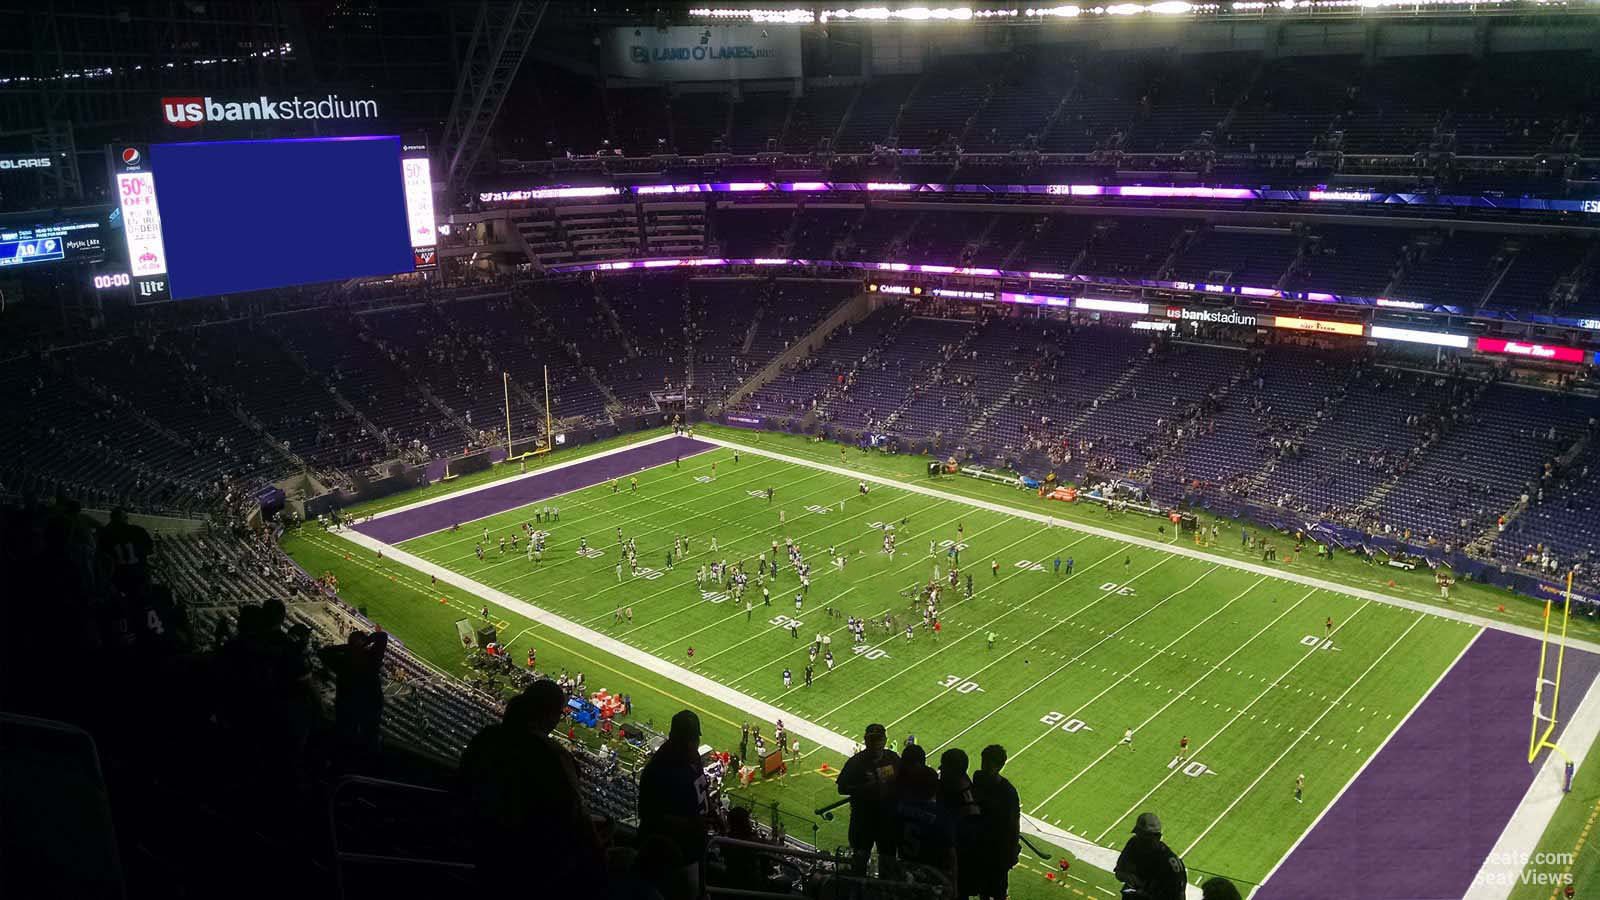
[316,430,1503,890]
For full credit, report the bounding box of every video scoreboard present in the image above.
[0,215,108,269]
[108,135,435,303]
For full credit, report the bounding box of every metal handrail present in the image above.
[326,775,476,900]
[704,835,952,900]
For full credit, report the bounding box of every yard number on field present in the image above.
[1168,757,1218,778]
[1039,711,1093,734]
[702,590,729,604]
[1299,636,1339,651]
[577,547,604,559]
[1015,560,1045,572]
[852,643,890,660]
[941,675,983,694]
[1100,582,1137,596]
[770,614,804,629]
[805,504,830,515]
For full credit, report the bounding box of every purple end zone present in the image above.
[1255,628,1600,900]
[354,436,713,544]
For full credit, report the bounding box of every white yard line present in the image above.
[692,435,1600,656]
[1254,628,1480,898]
[1180,612,1428,855]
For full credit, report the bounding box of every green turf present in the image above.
[337,436,1479,888]
[285,523,1127,900]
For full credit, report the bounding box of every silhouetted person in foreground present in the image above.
[638,710,710,900]
[837,723,901,876]
[460,680,601,887]
[894,753,957,885]
[937,748,982,899]
[318,629,388,767]
[971,744,1020,900]
[1114,812,1187,900]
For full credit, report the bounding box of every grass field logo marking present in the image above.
[1299,635,1340,651]
[1014,560,1045,572]
[1039,711,1092,734]
[940,674,984,694]
[851,643,890,660]
[1167,757,1218,778]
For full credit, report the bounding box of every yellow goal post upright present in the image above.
[498,368,554,465]
[1529,570,1577,790]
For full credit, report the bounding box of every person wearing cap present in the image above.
[640,710,712,900]
[971,744,1020,900]
[1114,812,1187,900]
[837,723,902,876]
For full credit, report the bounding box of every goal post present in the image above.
[1529,570,1576,774]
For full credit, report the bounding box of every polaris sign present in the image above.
[0,155,53,171]
[609,26,800,82]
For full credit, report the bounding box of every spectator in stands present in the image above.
[971,744,1020,900]
[894,751,958,885]
[459,680,602,888]
[318,629,389,767]
[98,506,152,596]
[218,598,317,787]
[937,747,983,899]
[837,723,901,877]
[638,709,711,900]
[712,805,771,894]
[1114,812,1187,900]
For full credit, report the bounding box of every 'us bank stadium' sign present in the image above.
[608,25,800,82]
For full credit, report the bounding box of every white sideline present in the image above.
[363,432,689,523]
[694,435,1600,655]
[329,524,1182,894]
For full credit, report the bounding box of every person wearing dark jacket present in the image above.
[894,758,957,885]
[318,630,388,765]
[970,744,1020,900]
[639,710,710,900]
[459,680,601,888]
[937,748,983,899]
[1114,812,1187,900]
[836,723,901,876]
